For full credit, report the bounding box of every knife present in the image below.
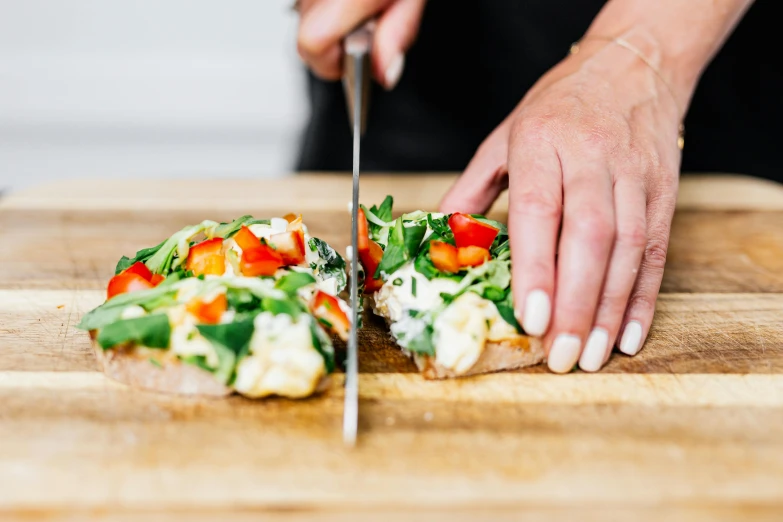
[342,21,372,447]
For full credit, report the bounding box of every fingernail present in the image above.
[547,334,582,374]
[619,321,644,356]
[578,328,609,372]
[384,54,405,90]
[519,289,550,337]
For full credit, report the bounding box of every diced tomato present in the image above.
[356,208,384,292]
[240,242,284,277]
[186,238,226,276]
[429,240,460,274]
[124,261,153,282]
[107,272,154,300]
[448,213,499,250]
[458,245,490,267]
[186,293,228,324]
[269,231,306,265]
[311,290,350,341]
[233,225,261,252]
[150,274,165,286]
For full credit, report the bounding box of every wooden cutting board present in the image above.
[2,173,783,521]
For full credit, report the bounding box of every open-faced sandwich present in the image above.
[77,215,351,399]
[356,197,545,379]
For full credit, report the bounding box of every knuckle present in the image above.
[616,219,647,250]
[511,116,557,145]
[573,212,615,245]
[642,237,669,270]
[626,290,657,316]
[297,30,328,58]
[510,190,562,220]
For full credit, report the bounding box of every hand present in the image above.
[296,0,427,89]
[439,37,683,373]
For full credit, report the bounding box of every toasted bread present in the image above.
[412,335,544,380]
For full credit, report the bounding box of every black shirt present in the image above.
[296,0,781,182]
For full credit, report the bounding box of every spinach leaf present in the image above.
[377,218,427,276]
[373,195,394,222]
[275,271,316,297]
[405,324,435,356]
[180,355,212,372]
[308,237,347,292]
[77,285,179,331]
[96,314,171,349]
[310,323,336,373]
[197,320,255,384]
[115,239,167,274]
[144,221,216,275]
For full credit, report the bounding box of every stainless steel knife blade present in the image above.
[342,22,372,447]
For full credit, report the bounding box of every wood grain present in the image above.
[2,174,783,520]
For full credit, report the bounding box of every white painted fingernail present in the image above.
[619,321,644,356]
[579,328,609,372]
[547,334,581,374]
[519,289,551,337]
[384,54,405,90]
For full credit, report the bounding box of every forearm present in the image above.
[583,0,754,113]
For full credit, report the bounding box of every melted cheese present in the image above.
[233,312,325,399]
[373,263,460,322]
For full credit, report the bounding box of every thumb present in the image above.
[371,0,427,90]
[439,122,511,214]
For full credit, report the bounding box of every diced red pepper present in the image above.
[457,245,491,267]
[448,213,499,250]
[240,242,284,277]
[357,208,384,292]
[286,215,307,256]
[123,261,153,282]
[107,272,154,300]
[430,240,460,274]
[311,290,350,341]
[186,293,228,324]
[283,213,299,223]
[186,238,226,276]
[233,225,261,252]
[269,231,306,265]
[150,274,165,286]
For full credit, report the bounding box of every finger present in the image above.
[505,121,563,343]
[546,157,615,374]
[438,122,511,215]
[298,0,393,80]
[618,188,677,357]
[371,0,427,89]
[578,178,647,372]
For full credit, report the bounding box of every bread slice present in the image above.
[90,332,231,397]
[412,335,545,380]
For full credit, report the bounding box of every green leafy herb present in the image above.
[96,314,171,349]
[406,324,435,355]
[392,278,403,286]
[115,239,167,274]
[310,322,336,372]
[426,214,455,245]
[148,358,163,369]
[144,221,217,275]
[411,276,418,297]
[261,297,305,317]
[213,216,271,239]
[77,285,179,331]
[275,271,316,297]
[180,355,212,372]
[377,218,427,276]
[197,320,255,384]
[307,237,347,292]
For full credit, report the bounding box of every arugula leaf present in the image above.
[361,195,395,242]
[214,216,271,239]
[275,271,316,297]
[144,221,217,275]
[495,292,522,334]
[197,320,255,384]
[261,297,306,317]
[373,195,394,222]
[77,285,180,331]
[377,218,427,276]
[115,239,167,274]
[96,314,171,349]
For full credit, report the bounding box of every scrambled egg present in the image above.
[233,312,325,398]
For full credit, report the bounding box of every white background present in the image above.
[0,0,306,193]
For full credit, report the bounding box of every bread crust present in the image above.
[90,330,231,397]
[412,335,545,380]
